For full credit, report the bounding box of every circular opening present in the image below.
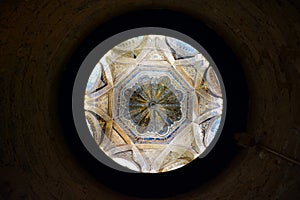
[60,9,248,197]
[73,29,226,173]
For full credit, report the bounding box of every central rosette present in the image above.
[124,76,183,135]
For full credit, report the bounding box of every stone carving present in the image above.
[84,35,224,173]
[124,75,182,135]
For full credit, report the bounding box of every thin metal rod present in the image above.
[259,144,300,166]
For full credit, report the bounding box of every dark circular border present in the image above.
[59,9,248,198]
[72,28,227,172]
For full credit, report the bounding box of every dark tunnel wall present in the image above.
[0,0,300,199]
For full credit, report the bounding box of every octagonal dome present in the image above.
[114,65,194,144]
[84,34,225,173]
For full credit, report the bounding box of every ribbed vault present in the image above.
[0,0,299,199]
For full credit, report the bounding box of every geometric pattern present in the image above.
[84,35,224,173]
[124,75,183,136]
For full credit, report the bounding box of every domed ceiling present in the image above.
[84,35,225,172]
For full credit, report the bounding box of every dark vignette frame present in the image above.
[58,9,249,198]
